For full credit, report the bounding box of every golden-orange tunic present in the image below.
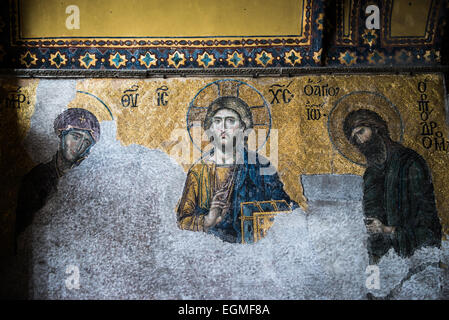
[176,161,233,232]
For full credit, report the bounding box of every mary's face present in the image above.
[61,129,93,162]
[209,108,244,149]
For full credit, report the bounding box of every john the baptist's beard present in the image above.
[353,132,387,165]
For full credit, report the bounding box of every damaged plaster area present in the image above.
[15,120,449,299]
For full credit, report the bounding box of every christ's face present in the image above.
[209,108,244,150]
[61,129,93,163]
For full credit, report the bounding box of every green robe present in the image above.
[363,143,442,263]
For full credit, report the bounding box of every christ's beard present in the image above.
[355,134,387,166]
[216,136,244,152]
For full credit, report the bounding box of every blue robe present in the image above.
[207,149,297,243]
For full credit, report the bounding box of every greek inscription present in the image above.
[418,81,427,93]
[422,136,433,149]
[420,109,433,122]
[418,94,430,112]
[305,101,326,121]
[420,121,437,136]
[156,86,169,106]
[304,80,340,97]
[1,87,29,109]
[434,134,447,152]
[121,85,139,108]
[416,80,448,152]
[269,81,294,104]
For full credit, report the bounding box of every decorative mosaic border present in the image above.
[334,0,359,46]
[382,0,441,46]
[1,0,324,70]
[327,0,447,66]
[11,0,313,48]
[1,0,447,71]
[14,47,326,70]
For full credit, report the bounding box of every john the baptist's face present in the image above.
[350,126,373,145]
[209,108,244,150]
[61,129,93,162]
[349,124,387,165]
